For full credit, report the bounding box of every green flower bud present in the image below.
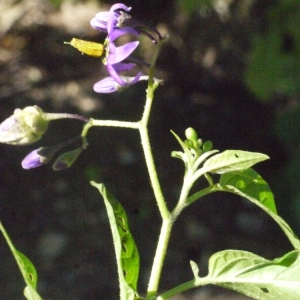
[52,147,83,171]
[195,139,203,149]
[203,140,213,152]
[184,139,194,149]
[185,127,198,142]
[0,106,49,145]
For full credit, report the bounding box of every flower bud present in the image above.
[203,140,213,152]
[22,147,57,169]
[0,106,48,145]
[185,127,198,142]
[52,147,83,171]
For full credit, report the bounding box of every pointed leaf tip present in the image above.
[202,150,269,174]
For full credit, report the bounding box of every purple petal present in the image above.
[106,63,126,85]
[108,4,131,34]
[110,3,132,13]
[22,149,44,169]
[125,71,143,85]
[113,62,136,72]
[107,41,139,64]
[109,27,139,42]
[93,77,117,93]
[90,12,110,31]
[106,63,143,86]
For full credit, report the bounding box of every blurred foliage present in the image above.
[177,0,213,13]
[243,0,300,231]
[245,0,300,101]
[273,107,300,231]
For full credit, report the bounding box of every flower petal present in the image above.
[113,62,136,72]
[108,4,131,34]
[22,149,44,169]
[90,12,110,31]
[93,77,117,93]
[107,41,139,65]
[93,74,148,93]
[109,27,139,42]
[106,63,127,85]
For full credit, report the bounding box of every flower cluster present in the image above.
[0,3,164,170]
[67,3,162,93]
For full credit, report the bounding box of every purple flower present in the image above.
[71,3,164,93]
[94,74,149,93]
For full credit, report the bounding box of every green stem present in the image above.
[172,170,195,220]
[146,218,173,299]
[139,36,169,220]
[89,119,139,129]
[138,124,169,219]
[157,280,196,300]
[139,37,173,298]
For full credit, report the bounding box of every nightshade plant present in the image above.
[0,3,300,300]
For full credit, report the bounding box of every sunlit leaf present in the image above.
[91,182,140,300]
[202,150,269,174]
[205,249,300,300]
[219,169,300,250]
[220,168,277,213]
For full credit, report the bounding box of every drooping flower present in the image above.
[0,106,49,145]
[0,106,88,146]
[66,3,164,93]
[90,3,162,88]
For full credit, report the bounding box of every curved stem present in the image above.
[157,280,197,300]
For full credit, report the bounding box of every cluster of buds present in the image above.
[0,106,88,170]
[66,3,163,93]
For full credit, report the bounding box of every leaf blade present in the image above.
[202,150,269,174]
[205,250,300,300]
[0,222,42,300]
[219,169,300,250]
[91,182,140,300]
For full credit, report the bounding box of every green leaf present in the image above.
[91,182,140,300]
[0,223,42,300]
[202,150,269,174]
[205,249,300,300]
[219,169,300,250]
[220,168,277,214]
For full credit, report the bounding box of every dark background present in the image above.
[0,0,300,299]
